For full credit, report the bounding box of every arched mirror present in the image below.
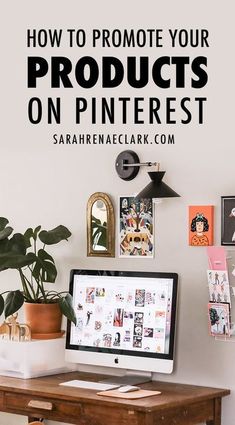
[87,192,115,257]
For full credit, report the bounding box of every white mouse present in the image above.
[118,385,140,393]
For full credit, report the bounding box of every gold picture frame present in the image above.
[87,192,115,257]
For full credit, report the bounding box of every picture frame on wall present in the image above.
[119,196,154,258]
[188,205,214,246]
[208,302,231,337]
[221,196,235,245]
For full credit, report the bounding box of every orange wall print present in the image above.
[189,205,214,246]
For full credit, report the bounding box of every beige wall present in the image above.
[1,1,234,424]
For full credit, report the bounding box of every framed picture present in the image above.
[119,196,154,257]
[221,196,235,245]
[207,270,231,305]
[188,205,214,246]
[208,302,230,337]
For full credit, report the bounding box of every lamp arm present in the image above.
[115,150,160,181]
[125,162,158,168]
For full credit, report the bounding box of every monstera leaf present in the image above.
[8,233,27,255]
[0,218,74,322]
[0,226,13,241]
[0,217,13,244]
[0,252,36,272]
[0,232,35,272]
[59,293,76,325]
[24,226,42,249]
[0,294,4,316]
[39,225,71,245]
[4,290,24,318]
[32,249,57,283]
[0,238,10,256]
[0,218,9,230]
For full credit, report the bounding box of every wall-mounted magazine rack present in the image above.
[207,248,235,341]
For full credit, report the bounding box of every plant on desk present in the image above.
[0,217,76,338]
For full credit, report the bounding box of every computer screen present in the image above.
[66,270,178,375]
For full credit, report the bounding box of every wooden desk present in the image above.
[0,371,230,425]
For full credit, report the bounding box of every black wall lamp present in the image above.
[115,150,180,199]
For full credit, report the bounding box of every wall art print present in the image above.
[221,196,235,245]
[189,205,214,246]
[119,196,154,257]
[207,270,231,305]
[208,302,230,337]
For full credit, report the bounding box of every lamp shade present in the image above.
[136,171,180,199]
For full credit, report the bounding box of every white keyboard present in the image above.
[60,380,119,391]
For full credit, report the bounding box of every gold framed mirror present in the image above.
[87,192,115,257]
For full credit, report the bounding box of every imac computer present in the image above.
[66,270,178,384]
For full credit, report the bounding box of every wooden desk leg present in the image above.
[206,398,221,425]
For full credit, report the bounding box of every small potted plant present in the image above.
[0,217,76,338]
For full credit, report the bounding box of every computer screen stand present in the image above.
[99,370,152,386]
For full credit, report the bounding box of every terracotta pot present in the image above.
[24,302,63,339]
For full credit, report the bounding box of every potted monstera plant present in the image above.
[0,217,76,338]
